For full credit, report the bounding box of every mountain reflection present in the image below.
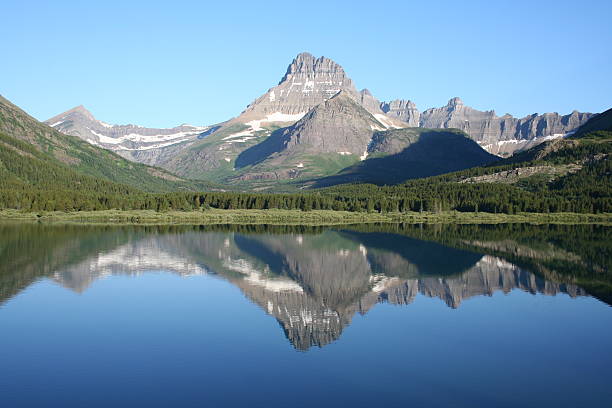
[1,224,607,350]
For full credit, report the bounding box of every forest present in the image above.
[0,130,610,215]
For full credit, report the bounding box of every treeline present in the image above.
[1,131,610,215]
[1,172,610,214]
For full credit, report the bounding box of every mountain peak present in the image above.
[238,53,357,120]
[447,97,464,108]
[279,52,348,84]
[65,105,95,120]
[45,104,96,125]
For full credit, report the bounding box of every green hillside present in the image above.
[0,95,217,193]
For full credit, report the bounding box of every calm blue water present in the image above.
[1,223,611,407]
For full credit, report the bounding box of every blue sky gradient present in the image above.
[2,0,611,127]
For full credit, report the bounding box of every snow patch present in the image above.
[374,114,403,129]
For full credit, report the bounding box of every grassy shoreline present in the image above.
[0,209,610,225]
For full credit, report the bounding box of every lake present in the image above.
[1,223,611,407]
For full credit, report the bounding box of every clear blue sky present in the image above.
[2,0,610,128]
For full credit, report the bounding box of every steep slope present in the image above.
[310,127,498,186]
[0,95,213,192]
[45,105,218,165]
[572,107,612,138]
[231,91,385,182]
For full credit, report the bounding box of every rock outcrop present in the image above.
[380,99,420,126]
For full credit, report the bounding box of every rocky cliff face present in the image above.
[417,97,593,156]
[380,99,420,127]
[44,105,216,162]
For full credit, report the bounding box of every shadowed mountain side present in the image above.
[572,107,612,138]
[234,127,287,168]
[311,129,498,187]
[234,91,384,176]
[338,230,483,277]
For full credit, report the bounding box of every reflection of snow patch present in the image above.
[476,255,517,270]
[223,258,303,293]
[369,274,401,293]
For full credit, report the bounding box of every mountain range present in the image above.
[41,52,596,189]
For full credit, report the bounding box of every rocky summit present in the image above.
[239,52,359,120]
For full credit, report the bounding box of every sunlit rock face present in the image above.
[418,98,593,156]
[4,227,588,351]
[239,52,360,121]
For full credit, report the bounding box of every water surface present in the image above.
[1,223,611,407]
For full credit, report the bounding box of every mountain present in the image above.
[0,95,214,193]
[410,97,593,156]
[44,105,219,163]
[310,127,497,186]
[42,52,406,182]
[147,53,406,182]
[232,91,387,181]
[43,52,597,187]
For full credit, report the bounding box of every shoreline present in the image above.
[0,209,610,225]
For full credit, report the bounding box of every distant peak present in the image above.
[66,105,96,120]
[447,97,464,107]
[295,51,315,60]
[360,88,373,96]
